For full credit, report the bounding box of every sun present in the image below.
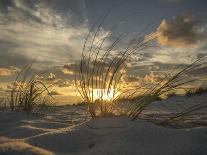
[91,89,120,101]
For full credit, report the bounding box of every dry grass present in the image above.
[74,7,207,125]
[75,9,155,118]
[8,64,54,114]
[128,57,207,120]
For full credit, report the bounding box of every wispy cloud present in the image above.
[0,0,89,68]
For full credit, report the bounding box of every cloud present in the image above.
[0,0,89,68]
[61,56,127,76]
[140,14,206,70]
[0,0,112,74]
[0,66,19,76]
[154,15,206,48]
[62,63,79,75]
[36,72,72,88]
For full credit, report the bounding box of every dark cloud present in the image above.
[62,62,79,75]
[62,56,127,76]
[155,14,206,48]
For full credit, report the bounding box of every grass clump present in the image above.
[75,7,207,124]
[75,9,154,118]
[128,57,207,120]
[8,64,54,114]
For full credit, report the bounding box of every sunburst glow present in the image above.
[91,89,120,101]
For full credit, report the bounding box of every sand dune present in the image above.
[0,94,207,155]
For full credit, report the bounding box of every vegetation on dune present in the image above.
[75,8,207,123]
[7,64,54,114]
[75,8,155,118]
[128,57,207,120]
[0,7,206,129]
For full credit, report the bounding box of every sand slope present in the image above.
[0,94,207,155]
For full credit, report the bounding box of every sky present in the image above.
[0,0,207,104]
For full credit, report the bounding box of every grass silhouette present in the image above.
[75,9,155,117]
[8,64,54,114]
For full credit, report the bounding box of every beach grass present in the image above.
[8,64,54,114]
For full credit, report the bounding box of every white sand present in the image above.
[0,94,207,155]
